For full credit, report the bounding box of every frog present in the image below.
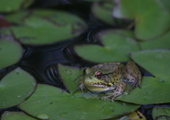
[74,61,142,101]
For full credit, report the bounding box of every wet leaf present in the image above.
[0,0,34,12]
[74,30,139,62]
[161,0,170,13]
[116,77,170,104]
[92,1,115,25]
[58,64,83,94]
[131,50,170,77]
[152,106,170,120]
[19,84,140,120]
[0,39,23,69]
[1,111,37,120]
[140,31,170,50]
[113,0,170,40]
[1,10,87,45]
[115,50,170,104]
[0,68,37,109]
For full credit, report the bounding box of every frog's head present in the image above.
[82,68,115,93]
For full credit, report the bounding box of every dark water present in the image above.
[0,0,168,119]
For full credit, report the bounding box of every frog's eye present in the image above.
[95,71,102,79]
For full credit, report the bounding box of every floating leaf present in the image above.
[1,10,87,45]
[58,64,83,94]
[131,50,170,77]
[140,31,170,50]
[161,0,170,13]
[74,30,139,62]
[115,50,170,104]
[0,0,34,12]
[1,111,37,120]
[19,84,140,120]
[92,1,115,25]
[5,11,28,23]
[0,68,36,108]
[116,77,170,104]
[152,106,170,120]
[113,0,170,40]
[0,39,23,69]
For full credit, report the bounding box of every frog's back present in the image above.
[91,63,121,74]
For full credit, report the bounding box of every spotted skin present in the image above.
[91,62,121,74]
[75,61,142,101]
[105,81,126,102]
[121,61,142,93]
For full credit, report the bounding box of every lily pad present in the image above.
[19,84,140,120]
[115,50,170,104]
[58,64,83,94]
[1,10,87,45]
[0,39,23,69]
[140,30,170,50]
[92,1,115,25]
[74,30,139,62]
[161,0,170,13]
[131,50,170,77]
[0,67,37,108]
[113,0,170,40]
[1,111,37,120]
[116,77,170,104]
[152,106,170,120]
[0,0,33,12]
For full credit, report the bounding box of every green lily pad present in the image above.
[0,39,23,69]
[92,1,115,25]
[74,30,139,62]
[113,0,170,40]
[19,84,140,120]
[131,50,170,77]
[1,111,37,120]
[115,50,170,104]
[0,0,33,12]
[153,116,170,120]
[161,0,170,13]
[152,106,170,120]
[140,30,170,50]
[58,64,83,94]
[1,10,87,45]
[116,77,170,104]
[0,67,36,109]
[4,11,27,23]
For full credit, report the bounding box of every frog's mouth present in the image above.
[84,81,116,93]
[85,85,116,93]
[86,83,112,87]
[83,75,115,92]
